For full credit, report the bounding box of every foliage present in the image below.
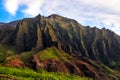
[0,44,16,62]
[39,47,72,61]
[0,66,92,80]
[20,50,36,62]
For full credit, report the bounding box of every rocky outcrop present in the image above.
[29,53,69,72]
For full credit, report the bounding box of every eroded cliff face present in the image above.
[1,14,119,69]
[0,14,120,79]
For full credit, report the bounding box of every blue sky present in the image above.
[0,0,120,35]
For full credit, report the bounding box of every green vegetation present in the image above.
[39,47,72,61]
[0,44,6,52]
[20,50,37,62]
[0,44,6,62]
[0,66,92,80]
[110,61,120,71]
[0,50,37,66]
[0,44,16,62]
[87,59,119,80]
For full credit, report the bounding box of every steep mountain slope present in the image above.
[0,14,120,80]
[1,14,120,69]
[0,20,21,43]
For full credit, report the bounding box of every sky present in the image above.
[0,0,120,35]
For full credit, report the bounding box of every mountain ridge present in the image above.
[1,14,120,68]
[0,14,120,80]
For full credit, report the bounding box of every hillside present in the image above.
[0,46,120,80]
[0,14,120,80]
[0,66,91,80]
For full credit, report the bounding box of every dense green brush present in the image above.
[0,66,92,80]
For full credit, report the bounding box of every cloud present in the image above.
[4,0,19,15]
[21,0,43,17]
[39,0,120,35]
[4,0,43,16]
[3,0,120,35]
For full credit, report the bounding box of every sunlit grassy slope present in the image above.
[39,46,72,61]
[0,66,92,80]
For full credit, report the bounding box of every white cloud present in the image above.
[4,0,43,16]
[3,0,120,35]
[4,0,19,15]
[22,0,43,17]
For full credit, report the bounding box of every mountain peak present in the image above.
[35,14,41,18]
[48,14,62,18]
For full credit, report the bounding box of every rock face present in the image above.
[30,54,69,73]
[0,14,120,71]
[1,14,120,69]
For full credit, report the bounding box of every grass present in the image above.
[0,66,92,80]
[39,47,59,61]
[0,44,16,62]
[20,50,37,62]
[39,47,72,61]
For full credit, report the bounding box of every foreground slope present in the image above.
[0,47,120,80]
[1,47,120,80]
[0,66,90,80]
